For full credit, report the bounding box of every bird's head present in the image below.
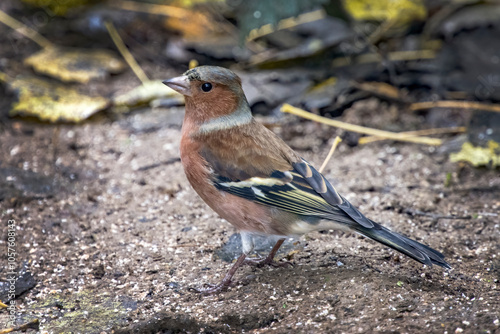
[163,66,251,128]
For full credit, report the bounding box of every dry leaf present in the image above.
[170,0,225,7]
[7,76,109,122]
[21,0,91,15]
[113,1,225,41]
[163,10,222,41]
[113,80,183,109]
[24,47,125,84]
[354,81,403,100]
[450,140,500,168]
[343,0,427,23]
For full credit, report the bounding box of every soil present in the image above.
[0,95,499,334]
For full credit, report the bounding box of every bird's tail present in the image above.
[352,221,451,269]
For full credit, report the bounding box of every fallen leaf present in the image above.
[343,0,427,23]
[113,80,183,109]
[112,1,226,41]
[21,0,91,15]
[354,81,403,101]
[7,76,109,122]
[163,10,220,41]
[450,140,500,168]
[24,47,125,84]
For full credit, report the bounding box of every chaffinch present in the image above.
[163,66,451,294]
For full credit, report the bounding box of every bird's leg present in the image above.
[243,238,293,268]
[188,253,247,295]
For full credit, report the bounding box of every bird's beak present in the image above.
[162,75,192,96]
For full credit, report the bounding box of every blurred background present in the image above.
[1,0,500,126]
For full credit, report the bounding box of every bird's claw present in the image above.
[188,280,236,295]
[188,284,226,295]
[243,257,293,268]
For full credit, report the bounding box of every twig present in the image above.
[281,104,442,146]
[111,0,193,18]
[0,10,52,49]
[411,100,500,113]
[404,208,471,220]
[137,158,181,171]
[319,136,342,173]
[105,21,149,84]
[247,9,326,41]
[476,212,498,217]
[352,81,402,100]
[359,127,466,145]
[332,49,436,68]
[367,18,400,45]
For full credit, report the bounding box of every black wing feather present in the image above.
[209,155,451,269]
[212,158,358,223]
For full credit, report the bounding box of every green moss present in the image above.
[444,172,452,187]
[28,290,136,333]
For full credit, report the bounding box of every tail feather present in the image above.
[353,221,451,269]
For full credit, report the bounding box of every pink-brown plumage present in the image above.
[180,117,282,235]
[163,65,451,294]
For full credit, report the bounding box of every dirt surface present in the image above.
[0,98,499,334]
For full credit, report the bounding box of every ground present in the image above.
[0,99,499,334]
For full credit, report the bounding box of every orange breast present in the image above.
[179,119,287,235]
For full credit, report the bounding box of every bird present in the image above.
[163,66,451,294]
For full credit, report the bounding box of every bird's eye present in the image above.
[201,82,212,92]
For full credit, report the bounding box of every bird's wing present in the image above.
[198,122,374,228]
[211,157,374,228]
[198,123,452,268]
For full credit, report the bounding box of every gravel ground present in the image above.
[0,100,499,334]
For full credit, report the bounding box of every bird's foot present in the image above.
[188,253,247,295]
[243,256,293,268]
